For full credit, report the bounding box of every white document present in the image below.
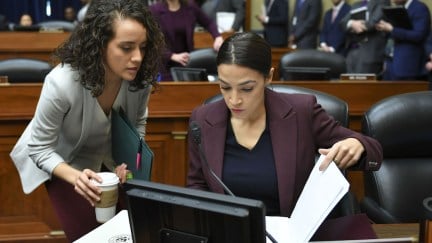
[266,155,350,243]
[74,210,132,243]
[216,12,236,32]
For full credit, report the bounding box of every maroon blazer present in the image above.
[187,88,382,217]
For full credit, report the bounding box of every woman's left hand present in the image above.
[114,163,130,184]
[318,138,365,171]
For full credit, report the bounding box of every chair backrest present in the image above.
[0,58,52,83]
[279,49,346,80]
[204,84,349,127]
[170,67,208,81]
[37,20,75,31]
[186,48,218,81]
[361,91,432,223]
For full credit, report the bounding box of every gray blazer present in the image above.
[10,64,151,194]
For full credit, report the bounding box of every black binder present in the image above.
[111,108,153,180]
[382,6,412,29]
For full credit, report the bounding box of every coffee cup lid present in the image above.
[92,172,119,187]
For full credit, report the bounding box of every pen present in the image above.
[136,137,142,170]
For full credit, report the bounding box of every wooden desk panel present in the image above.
[0,32,70,62]
[0,81,429,242]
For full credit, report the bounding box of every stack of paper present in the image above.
[216,12,236,32]
[266,155,350,243]
[350,6,368,21]
[73,210,132,243]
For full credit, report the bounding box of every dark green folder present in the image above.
[111,108,153,181]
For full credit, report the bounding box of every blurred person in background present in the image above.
[255,0,289,47]
[0,14,9,30]
[201,0,245,32]
[319,0,351,55]
[375,0,431,81]
[289,0,322,49]
[19,13,33,26]
[150,0,223,81]
[77,0,91,22]
[341,0,390,75]
[64,6,78,25]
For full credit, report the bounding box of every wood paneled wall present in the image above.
[0,31,291,81]
[0,81,429,242]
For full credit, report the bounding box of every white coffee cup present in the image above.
[92,172,120,223]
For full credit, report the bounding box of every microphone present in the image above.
[189,121,278,243]
[190,121,234,196]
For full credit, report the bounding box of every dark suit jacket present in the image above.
[385,0,431,79]
[264,0,289,47]
[0,15,8,30]
[320,2,351,55]
[187,88,383,217]
[290,0,322,49]
[341,0,390,73]
[425,32,432,82]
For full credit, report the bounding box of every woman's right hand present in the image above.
[53,163,102,206]
[74,168,103,206]
[171,52,190,66]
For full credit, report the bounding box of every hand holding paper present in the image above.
[266,155,350,243]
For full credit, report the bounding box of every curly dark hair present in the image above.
[53,0,165,96]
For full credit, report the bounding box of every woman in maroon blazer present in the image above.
[186,32,383,217]
[150,0,223,81]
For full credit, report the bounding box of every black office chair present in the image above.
[205,84,358,218]
[37,20,75,31]
[279,49,346,80]
[0,58,52,83]
[170,67,209,81]
[361,91,432,223]
[186,48,218,81]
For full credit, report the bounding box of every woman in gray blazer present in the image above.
[10,0,164,241]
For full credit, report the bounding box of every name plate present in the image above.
[340,73,377,81]
[0,76,8,84]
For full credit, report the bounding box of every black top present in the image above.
[222,120,280,215]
